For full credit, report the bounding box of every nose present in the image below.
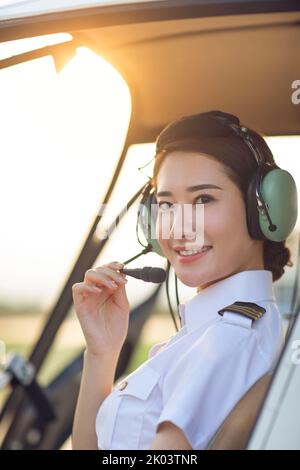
[163,203,204,244]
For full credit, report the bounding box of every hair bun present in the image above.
[263,239,293,282]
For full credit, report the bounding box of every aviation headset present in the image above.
[137,110,298,255]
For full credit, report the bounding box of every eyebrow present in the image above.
[156,184,223,197]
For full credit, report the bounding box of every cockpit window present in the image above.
[0,43,131,402]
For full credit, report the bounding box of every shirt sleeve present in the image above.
[155,316,272,450]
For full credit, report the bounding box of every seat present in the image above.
[206,311,296,450]
[206,372,273,450]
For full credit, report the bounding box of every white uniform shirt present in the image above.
[95,269,285,450]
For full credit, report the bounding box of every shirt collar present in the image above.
[178,270,275,333]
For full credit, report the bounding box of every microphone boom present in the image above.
[119,266,166,283]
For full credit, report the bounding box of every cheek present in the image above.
[205,200,249,242]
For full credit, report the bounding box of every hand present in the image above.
[72,261,130,357]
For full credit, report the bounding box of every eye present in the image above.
[195,194,214,204]
[158,195,214,210]
[158,201,172,211]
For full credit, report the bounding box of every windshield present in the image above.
[0,41,131,406]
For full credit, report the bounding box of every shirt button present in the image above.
[118,380,128,391]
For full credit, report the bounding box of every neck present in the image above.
[197,245,265,293]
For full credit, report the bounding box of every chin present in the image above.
[176,272,206,289]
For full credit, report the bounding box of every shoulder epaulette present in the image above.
[218,301,266,322]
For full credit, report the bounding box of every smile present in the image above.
[174,246,212,263]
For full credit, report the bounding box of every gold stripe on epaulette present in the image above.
[218,301,266,321]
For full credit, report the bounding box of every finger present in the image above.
[72,282,102,299]
[97,266,127,283]
[102,261,125,272]
[73,282,102,293]
[84,270,122,289]
[90,267,127,287]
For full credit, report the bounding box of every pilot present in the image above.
[72,110,297,450]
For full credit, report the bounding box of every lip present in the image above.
[174,246,212,264]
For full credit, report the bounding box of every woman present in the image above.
[71,110,296,450]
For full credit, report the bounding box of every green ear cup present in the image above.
[259,168,298,242]
[138,186,166,258]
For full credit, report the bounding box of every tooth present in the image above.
[178,246,211,256]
